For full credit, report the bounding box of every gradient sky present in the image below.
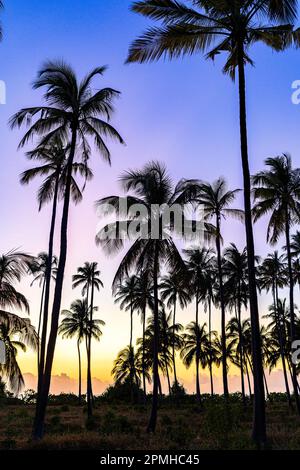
[1,0,300,392]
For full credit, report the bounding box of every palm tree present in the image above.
[223,244,249,404]
[96,161,198,432]
[183,247,215,399]
[72,262,104,418]
[10,61,124,439]
[21,137,92,397]
[112,345,151,386]
[58,299,90,404]
[253,154,300,413]
[127,0,297,444]
[258,252,291,402]
[0,313,38,394]
[160,270,190,388]
[198,179,242,397]
[181,322,219,400]
[30,252,57,371]
[0,250,33,313]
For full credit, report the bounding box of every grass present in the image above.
[0,398,299,450]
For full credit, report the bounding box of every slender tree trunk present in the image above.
[237,43,266,445]
[195,292,202,406]
[285,215,300,414]
[147,242,159,433]
[263,370,270,400]
[208,298,214,396]
[274,284,291,405]
[245,358,252,396]
[33,129,77,440]
[87,273,94,419]
[216,218,228,397]
[37,280,46,373]
[237,294,246,406]
[77,339,82,405]
[37,172,60,398]
[172,297,178,388]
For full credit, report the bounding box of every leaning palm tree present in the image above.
[183,247,215,399]
[253,154,300,413]
[160,270,190,388]
[72,262,104,418]
[58,299,90,404]
[21,137,93,394]
[198,179,243,397]
[10,61,124,439]
[0,314,38,394]
[96,161,200,432]
[127,0,297,444]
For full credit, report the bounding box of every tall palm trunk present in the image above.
[77,339,82,405]
[285,214,300,414]
[273,283,291,405]
[237,42,266,445]
[215,216,228,397]
[142,306,146,397]
[33,129,77,440]
[172,296,178,387]
[246,358,252,396]
[208,297,214,396]
[87,273,94,418]
[129,300,135,403]
[37,280,46,372]
[263,371,270,400]
[195,290,202,405]
[37,171,60,397]
[147,242,159,433]
[237,292,246,406]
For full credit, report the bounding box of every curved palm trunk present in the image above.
[172,297,178,388]
[237,43,266,445]
[77,339,82,405]
[147,243,159,433]
[87,275,95,418]
[37,172,60,397]
[215,218,228,397]
[273,283,291,405]
[208,298,214,396]
[37,280,46,372]
[285,216,300,414]
[33,131,77,440]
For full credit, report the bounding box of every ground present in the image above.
[0,397,299,450]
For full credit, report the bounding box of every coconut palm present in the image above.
[72,262,104,417]
[96,161,199,432]
[30,252,57,371]
[183,247,216,398]
[21,137,93,396]
[223,244,249,403]
[181,322,219,401]
[127,0,297,444]
[160,270,190,388]
[112,345,151,386]
[258,252,291,402]
[59,299,90,404]
[253,154,300,413]
[10,61,124,439]
[0,313,38,394]
[198,179,243,397]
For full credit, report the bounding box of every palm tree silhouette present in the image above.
[198,178,242,397]
[253,154,300,413]
[160,270,190,388]
[112,345,151,387]
[127,0,297,444]
[59,299,104,404]
[96,161,198,432]
[20,137,92,397]
[183,247,215,399]
[10,61,124,439]
[73,262,104,417]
